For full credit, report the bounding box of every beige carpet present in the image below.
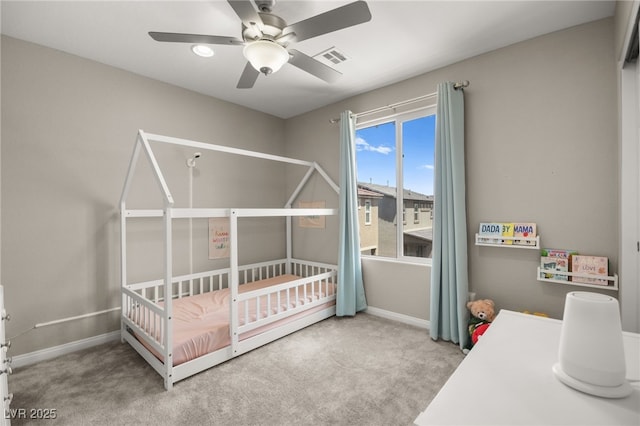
[8,313,464,426]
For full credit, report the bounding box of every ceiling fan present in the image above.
[149,0,372,89]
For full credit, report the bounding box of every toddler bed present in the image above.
[120,131,340,389]
[122,258,337,387]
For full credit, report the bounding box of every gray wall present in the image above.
[0,16,626,357]
[1,36,287,355]
[286,18,619,321]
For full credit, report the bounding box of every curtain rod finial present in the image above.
[454,80,470,90]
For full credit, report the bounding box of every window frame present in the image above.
[356,105,436,265]
[364,199,372,225]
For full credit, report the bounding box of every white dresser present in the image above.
[415,310,640,426]
[0,286,11,426]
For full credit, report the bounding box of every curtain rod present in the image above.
[329,80,469,123]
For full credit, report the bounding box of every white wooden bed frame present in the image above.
[120,130,339,390]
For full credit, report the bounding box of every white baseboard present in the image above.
[364,306,430,330]
[12,330,121,369]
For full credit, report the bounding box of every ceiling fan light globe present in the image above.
[243,40,289,75]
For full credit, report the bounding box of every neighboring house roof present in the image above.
[357,187,384,198]
[404,227,433,242]
[358,182,433,202]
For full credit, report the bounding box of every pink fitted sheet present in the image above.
[134,274,335,366]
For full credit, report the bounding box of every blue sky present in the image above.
[355,114,436,196]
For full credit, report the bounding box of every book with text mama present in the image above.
[513,223,537,246]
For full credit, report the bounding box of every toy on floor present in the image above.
[466,299,496,350]
[523,310,548,318]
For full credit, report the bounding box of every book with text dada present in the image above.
[513,223,537,246]
[540,248,578,280]
[478,222,502,244]
[571,255,609,285]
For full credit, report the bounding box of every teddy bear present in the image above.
[466,299,496,349]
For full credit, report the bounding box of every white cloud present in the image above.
[355,136,393,155]
[419,164,434,170]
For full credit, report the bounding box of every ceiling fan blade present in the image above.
[227,0,263,29]
[237,62,260,89]
[149,32,244,45]
[284,1,372,43]
[289,49,342,84]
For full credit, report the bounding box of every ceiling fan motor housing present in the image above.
[241,9,291,76]
[242,11,291,42]
[255,0,276,13]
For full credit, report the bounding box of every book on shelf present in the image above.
[571,255,609,285]
[540,256,570,280]
[501,223,514,245]
[540,248,578,280]
[478,222,503,244]
[513,223,537,246]
[540,248,578,258]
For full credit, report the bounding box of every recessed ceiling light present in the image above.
[191,45,214,58]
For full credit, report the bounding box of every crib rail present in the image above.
[126,269,231,302]
[125,259,293,303]
[122,287,165,356]
[122,258,337,379]
[238,259,288,284]
[237,270,337,335]
[289,258,337,278]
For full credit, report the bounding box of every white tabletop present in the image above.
[414,310,640,426]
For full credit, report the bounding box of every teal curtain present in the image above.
[430,82,469,350]
[337,110,367,316]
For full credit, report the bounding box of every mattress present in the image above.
[134,274,335,366]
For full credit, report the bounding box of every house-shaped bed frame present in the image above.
[120,130,340,389]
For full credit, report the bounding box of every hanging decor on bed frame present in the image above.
[208,217,230,259]
[298,200,326,229]
[119,130,340,390]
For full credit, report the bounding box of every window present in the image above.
[364,200,372,225]
[355,107,436,261]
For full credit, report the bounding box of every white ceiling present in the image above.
[1,1,616,119]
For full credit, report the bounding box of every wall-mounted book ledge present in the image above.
[536,267,619,291]
[475,234,540,250]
